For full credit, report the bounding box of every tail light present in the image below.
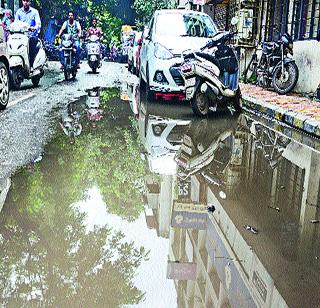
[181,63,193,73]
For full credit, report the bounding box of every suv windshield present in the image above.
[155,13,217,38]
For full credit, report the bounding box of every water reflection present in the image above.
[0,88,150,306]
[134,86,320,307]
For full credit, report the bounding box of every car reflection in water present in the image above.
[128,86,320,308]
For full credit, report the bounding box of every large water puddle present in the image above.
[0,84,319,307]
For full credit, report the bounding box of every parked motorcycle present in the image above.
[243,33,298,95]
[8,21,47,90]
[60,34,78,81]
[87,34,101,73]
[180,30,241,116]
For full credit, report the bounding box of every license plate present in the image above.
[185,77,196,87]
[90,55,98,61]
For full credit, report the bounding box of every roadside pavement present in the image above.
[240,83,320,138]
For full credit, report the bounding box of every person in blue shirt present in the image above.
[15,0,41,67]
[57,11,82,69]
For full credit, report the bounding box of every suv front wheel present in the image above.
[0,62,9,110]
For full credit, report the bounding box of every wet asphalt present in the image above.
[0,61,134,178]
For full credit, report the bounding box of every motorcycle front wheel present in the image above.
[191,88,211,117]
[272,62,299,95]
[72,69,77,80]
[64,70,70,81]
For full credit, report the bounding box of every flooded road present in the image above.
[0,84,320,307]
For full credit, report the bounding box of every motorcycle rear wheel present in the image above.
[272,62,299,95]
[191,88,210,117]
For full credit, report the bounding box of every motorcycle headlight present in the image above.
[154,43,173,60]
[63,41,71,48]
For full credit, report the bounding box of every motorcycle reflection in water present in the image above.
[60,102,82,144]
[175,114,241,198]
[86,88,103,128]
[249,120,291,169]
[60,87,103,143]
[175,113,292,198]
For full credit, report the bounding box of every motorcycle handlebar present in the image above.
[200,31,236,51]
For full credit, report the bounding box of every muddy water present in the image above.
[0,85,320,307]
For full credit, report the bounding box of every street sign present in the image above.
[167,261,197,280]
[171,201,208,230]
[174,201,208,213]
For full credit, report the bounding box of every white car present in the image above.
[139,9,218,100]
[127,31,142,74]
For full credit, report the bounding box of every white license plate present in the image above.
[185,77,196,87]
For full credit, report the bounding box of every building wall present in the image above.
[293,40,320,93]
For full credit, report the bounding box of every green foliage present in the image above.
[35,0,122,45]
[92,9,123,46]
[133,0,177,26]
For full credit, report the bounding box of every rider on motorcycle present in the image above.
[86,17,103,58]
[86,17,103,39]
[57,11,82,69]
[15,0,41,67]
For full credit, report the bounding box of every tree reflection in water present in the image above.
[0,88,149,307]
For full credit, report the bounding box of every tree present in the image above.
[133,0,176,26]
[34,0,123,46]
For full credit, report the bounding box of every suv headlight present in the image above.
[154,43,173,60]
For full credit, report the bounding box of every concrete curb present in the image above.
[241,93,320,138]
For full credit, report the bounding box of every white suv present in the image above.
[139,9,218,100]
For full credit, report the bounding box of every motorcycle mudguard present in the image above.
[9,56,23,68]
[273,57,296,73]
[89,55,98,61]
